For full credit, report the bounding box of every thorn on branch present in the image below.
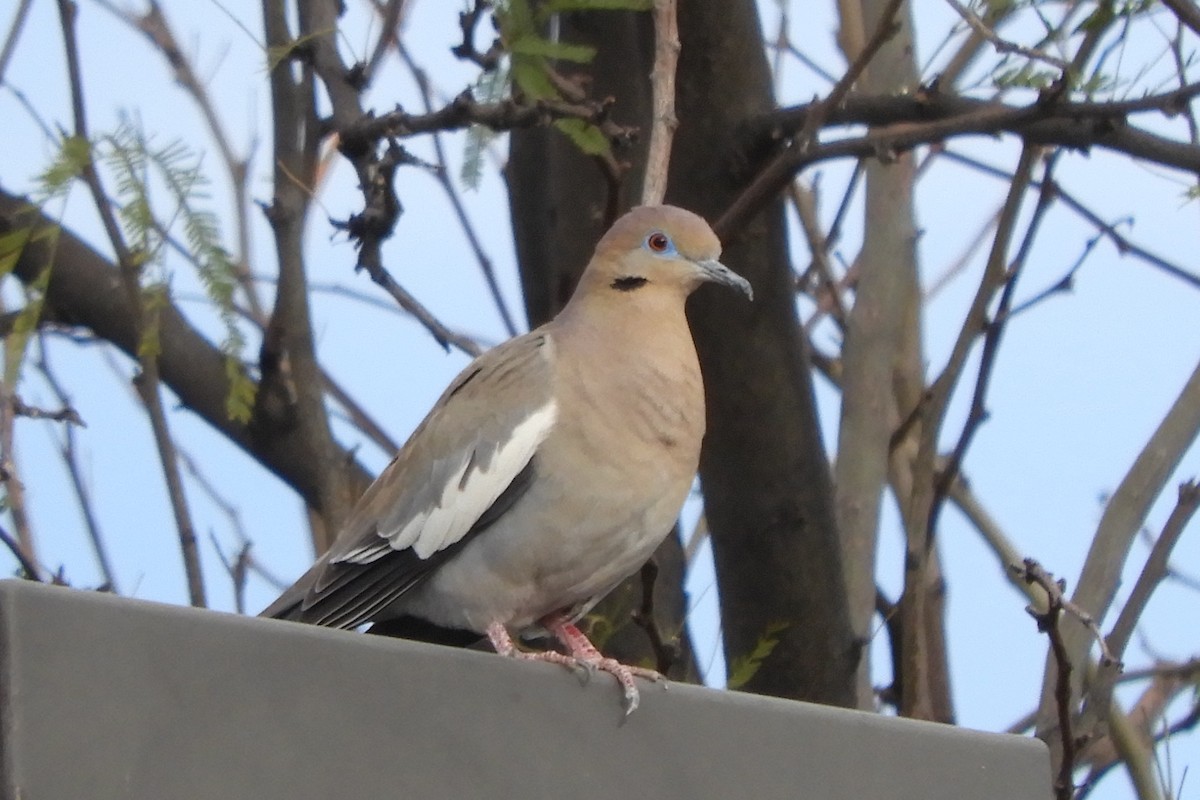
[331,139,408,275]
[346,61,369,92]
[452,0,503,71]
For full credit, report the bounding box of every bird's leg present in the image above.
[485,621,584,672]
[541,613,663,715]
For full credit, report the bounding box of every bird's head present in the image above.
[581,205,753,302]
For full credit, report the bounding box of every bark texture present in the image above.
[670,0,854,706]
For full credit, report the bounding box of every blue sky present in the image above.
[1,2,1197,797]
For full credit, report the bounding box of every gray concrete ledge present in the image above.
[0,580,1049,799]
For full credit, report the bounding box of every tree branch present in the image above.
[640,0,679,206]
[717,83,1200,238]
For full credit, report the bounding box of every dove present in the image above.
[261,205,752,712]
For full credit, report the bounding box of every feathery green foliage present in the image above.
[35,136,91,200]
[99,119,255,421]
[462,65,510,190]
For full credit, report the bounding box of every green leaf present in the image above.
[510,55,559,100]
[726,622,789,690]
[224,357,257,424]
[553,118,611,156]
[499,0,536,38]
[509,34,596,63]
[36,135,91,200]
[3,229,56,387]
[461,65,509,190]
[0,227,33,279]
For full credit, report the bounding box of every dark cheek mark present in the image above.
[611,276,649,292]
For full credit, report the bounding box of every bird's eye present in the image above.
[646,232,671,253]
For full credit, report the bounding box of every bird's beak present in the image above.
[696,259,753,301]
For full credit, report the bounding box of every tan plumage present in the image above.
[261,205,752,711]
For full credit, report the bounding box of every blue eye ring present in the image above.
[645,231,674,254]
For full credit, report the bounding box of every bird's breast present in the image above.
[402,335,707,633]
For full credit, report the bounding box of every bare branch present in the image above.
[932,151,1061,530]
[1015,558,1121,800]
[1037,354,1200,747]
[943,0,1070,71]
[450,0,502,71]
[0,518,39,581]
[35,335,119,592]
[0,0,34,84]
[641,0,679,206]
[718,83,1200,239]
[395,43,519,338]
[1159,0,1200,40]
[938,148,1200,292]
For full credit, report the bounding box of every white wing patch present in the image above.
[337,399,557,564]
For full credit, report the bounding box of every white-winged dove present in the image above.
[261,205,752,712]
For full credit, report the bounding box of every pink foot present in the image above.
[486,619,662,715]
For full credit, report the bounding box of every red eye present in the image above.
[647,232,670,252]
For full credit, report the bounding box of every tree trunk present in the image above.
[665,0,855,706]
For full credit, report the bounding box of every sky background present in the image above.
[1,2,1197,798]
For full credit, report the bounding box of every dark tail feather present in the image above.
[257,560,324,622]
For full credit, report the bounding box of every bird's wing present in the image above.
[261,331,557,629]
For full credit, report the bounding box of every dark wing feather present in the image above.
[259,461,536,629]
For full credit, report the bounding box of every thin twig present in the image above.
[943,0,1070,71]
[718,82,1200,240]
[641,0,679,206]
[363,0,409,85]
[10,395,83,425]
[0,0,34,84]
[789,181,848,330]
[931,149,1060,532]
[35,335,119,592]
[1159,0,1200,40]
[55,0,206,606]
[1106,480,1200,663]
[361,266,483,357]
[0,519,39,580]
[395,42,519,337]
[1016,559,1119,667]
[631,559,679,675]
[938,148,1200,292]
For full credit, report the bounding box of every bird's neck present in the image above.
[556,272,692,327]
[549,286,705,429]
